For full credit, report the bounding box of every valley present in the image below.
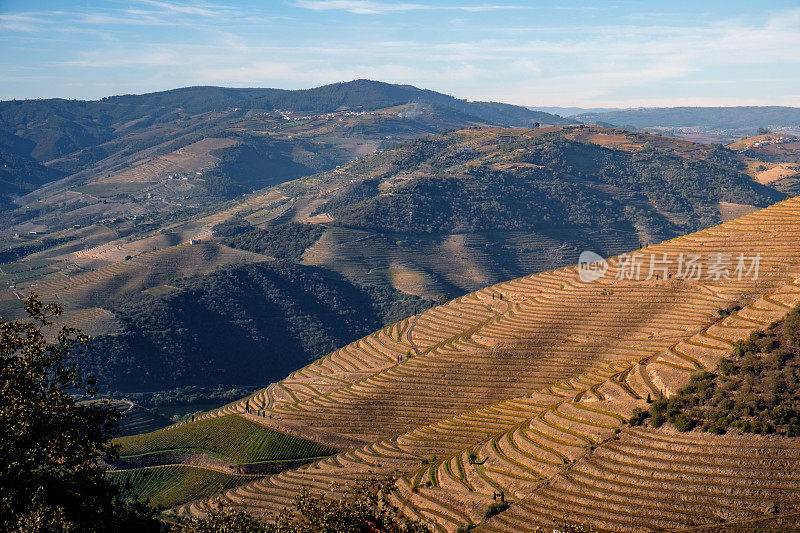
[7,1,800,530]
[3,81,800,531]
[167,196,800,531]
[1,115,797,396]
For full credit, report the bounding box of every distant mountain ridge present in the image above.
[104,80,572,123]
[528,106,624,117]
[0,80,569,164]
[0,80,570,207]
[577,106,800,130]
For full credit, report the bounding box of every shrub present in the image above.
[183,476,432,532]
[650,399,668,415]
[673,413,694,432]
[0,295,159,532]
[484,502,509,520]
[628,407,648,426]
[718,357,736,375]
[636,304,800,437]
[649,411,665,428]
[709,424,726,435]
[784,307,800,347]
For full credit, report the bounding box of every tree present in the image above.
[182,476,431,533]
[0,294,158,532]
[181,501,268,533]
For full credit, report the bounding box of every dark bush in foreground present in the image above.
[181,476,431,533]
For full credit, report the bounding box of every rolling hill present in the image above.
[88,260,425,392]
[0,79,567,175]
[319,126,778,236]
[166,195,800,531]
[7,84,796,528]
[0,80,571,256]
[727,132,800,194]
[0,125,790,396]
[296,125,782,296]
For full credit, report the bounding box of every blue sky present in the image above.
[1,0,799,107]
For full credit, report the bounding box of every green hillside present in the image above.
[115,415,337,463]
[108,466,252,509]
[322,127,781,241]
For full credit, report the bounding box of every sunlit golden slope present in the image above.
[174,197,800,531]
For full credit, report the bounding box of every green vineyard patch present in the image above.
[115,415,338,463]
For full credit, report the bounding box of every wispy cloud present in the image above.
[1,1,799,107]
[0,1,274,34]
[291,1,526,15]
[63,49,182,68]
[38,7,800,107]
[555,5,618,12]
[136,0,235,18]
[0,14,42,32]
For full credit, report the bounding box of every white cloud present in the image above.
[0,13,47,32]
[0,1,272,34]
[290,1,526,15]
[2,1,800,106]
[135,0,230,17]
[64,49,181,68]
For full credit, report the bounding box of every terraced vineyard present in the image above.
[480,428,800,531]
[168,196,800,530]
[108,465,254,509]
[116,415,338,464]
[104,400,171,437]
[302,226,638,298]
[2,241,273,338]
[6,85,800,529]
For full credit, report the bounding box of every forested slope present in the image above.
[89,261,424,392]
